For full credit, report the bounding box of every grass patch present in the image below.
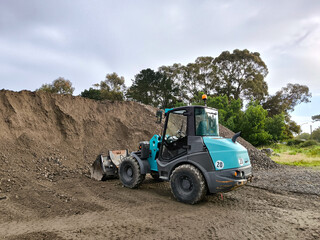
[272,152,320,170]
[263,143,320,170]
[261,143,320,156]
[274,159,320,170]
[306,147,320,157]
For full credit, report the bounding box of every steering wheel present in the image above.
[166,136,174,144]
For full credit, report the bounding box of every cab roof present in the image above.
[165,105,218,115]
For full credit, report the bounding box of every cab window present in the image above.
[161,110,187,160]
[195,108,219,136]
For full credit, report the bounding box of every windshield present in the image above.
[195,108,219,136]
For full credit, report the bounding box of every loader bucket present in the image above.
[90,150,129,181]
[90,155,106,181]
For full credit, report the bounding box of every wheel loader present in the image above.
[91,97,252,204]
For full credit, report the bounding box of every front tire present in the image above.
[170,164,207,204]
[119,156,145,188]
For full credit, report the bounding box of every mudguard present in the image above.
[131,152,151,174]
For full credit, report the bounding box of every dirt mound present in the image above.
[0,90,276,193]
[0,90,162,193]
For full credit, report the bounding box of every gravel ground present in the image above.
[249,165,320,196]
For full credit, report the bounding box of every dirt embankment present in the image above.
[0,90,162,193]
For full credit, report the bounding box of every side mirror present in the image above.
[156,110,163,124]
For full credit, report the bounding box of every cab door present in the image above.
[160,109,188,161]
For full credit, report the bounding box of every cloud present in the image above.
[0,0,319,98]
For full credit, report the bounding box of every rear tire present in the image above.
[119,156,145,188]
[170,164,207,204]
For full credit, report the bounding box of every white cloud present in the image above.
[32,25,67,44]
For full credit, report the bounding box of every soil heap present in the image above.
[0,90,276,193]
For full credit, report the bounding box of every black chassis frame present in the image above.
[131,106,252,194]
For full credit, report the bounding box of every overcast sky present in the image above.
[1,0,319,132]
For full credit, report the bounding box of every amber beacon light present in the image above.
[202,94,207,106]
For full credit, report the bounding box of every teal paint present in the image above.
[203,137,251,170]
[165,108,173,113]
[147,134,161,171]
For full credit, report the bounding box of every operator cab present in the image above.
[159,106,219,162]
[161,109,188,160]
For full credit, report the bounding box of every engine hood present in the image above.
[202,137,251,170]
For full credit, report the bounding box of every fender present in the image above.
[157,152,215,191]
[131,152,151,174]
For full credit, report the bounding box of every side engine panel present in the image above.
[147,134,161,171]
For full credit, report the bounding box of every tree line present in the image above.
[37,49,314,146]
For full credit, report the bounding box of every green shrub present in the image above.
[299,140,318,148]
[287,139,304,146]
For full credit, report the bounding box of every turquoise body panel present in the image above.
[147,134,161,171]
[146,135,250,172]
[165,108,173,113]
[203,137,250,170]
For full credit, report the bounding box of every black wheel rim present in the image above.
[178,176,193,192]
[123,164,134,182]
[126,167,133,177]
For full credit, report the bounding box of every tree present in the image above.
[238,101,272,146]
[155,73,179,108]
[81,72,126,101]
[262,83,311,137]
[159,63,187,103]
[311,127,320,142]
[159,59,216,104]
[312,114,320,121]
[105,72,126,92]
[126,68,158,106]
[263,83,312,117]
[98,73,126,101]
[213,49,269,101]
[37,84,53,93]
[159,50,268,104]
[181,63,200,102]
[37,77,75,95]
[296,132,311,140]
[52,78,75,94]
[127,68,178,108]
[265,114,287,141]
[178,57,217,102]
[80,88,102,100]
[194,56,217,94]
